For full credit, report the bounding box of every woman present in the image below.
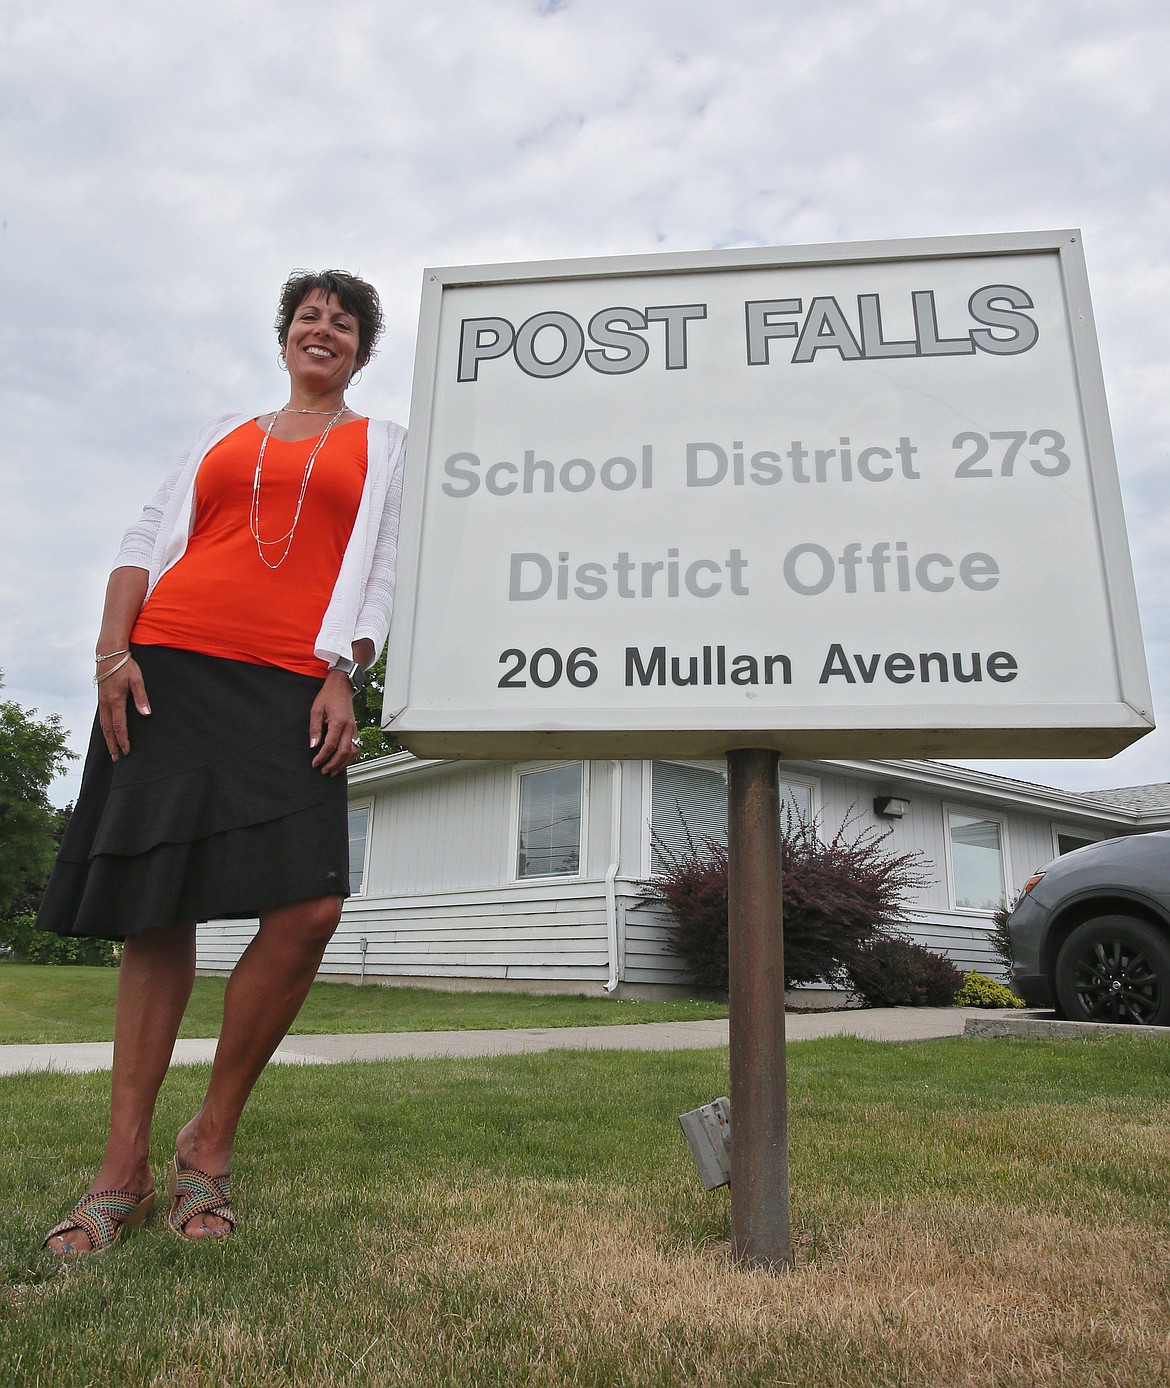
[37,269,407,1253]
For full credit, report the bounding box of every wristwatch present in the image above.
[328,656,366,692]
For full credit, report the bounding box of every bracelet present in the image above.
[95,647,130,663]
[93,654,131,686]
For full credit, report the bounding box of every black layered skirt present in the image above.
[36,646,351,942]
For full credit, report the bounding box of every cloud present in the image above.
[3,0,1170,799]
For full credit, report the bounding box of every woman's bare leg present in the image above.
[173,895,343,1237]
[46,920,196,1253]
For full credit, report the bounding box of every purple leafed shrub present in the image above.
[845,935,964,1008]
[642,808,932,993]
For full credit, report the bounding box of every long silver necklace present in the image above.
[250,406,347,569]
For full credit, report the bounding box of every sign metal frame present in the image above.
[384,231,1153,761]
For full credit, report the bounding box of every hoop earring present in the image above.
[349,367,363,386]
[278,352,288,372]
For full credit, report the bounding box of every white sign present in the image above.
[385,231,1154,760]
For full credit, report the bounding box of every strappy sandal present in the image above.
[166,1155,236,1242]
[42,1187,157,1256]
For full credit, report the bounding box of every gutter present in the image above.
[604,760,623,993]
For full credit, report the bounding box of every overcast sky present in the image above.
[3,0,1169,804]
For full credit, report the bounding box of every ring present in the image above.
[350,738,360,746]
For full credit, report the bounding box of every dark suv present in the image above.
[1008,830,1170,1026]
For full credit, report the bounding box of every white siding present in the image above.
[197,882,613,984]
[365,763,512,895]
[904,911,1005,975]
[193,754,1144,991]
[622,897,692,987]
[331,881,611,982]
[197,918,257,973]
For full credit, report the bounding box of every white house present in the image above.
[194,754,1170,996]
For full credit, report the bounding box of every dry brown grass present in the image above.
[330,1177,1168,1388]
[66,1174,1162,1388]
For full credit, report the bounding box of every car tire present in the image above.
[1054,915,1170,1026]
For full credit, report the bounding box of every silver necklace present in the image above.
[250,407,347,569]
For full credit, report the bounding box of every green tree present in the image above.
[7,803,72,917]
[0,674,76,916]
[351,649,402,761]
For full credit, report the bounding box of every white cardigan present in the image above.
[115,413,408,666]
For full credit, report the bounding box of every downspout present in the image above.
[604,760,623,993]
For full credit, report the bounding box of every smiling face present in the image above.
[283,288,363,399]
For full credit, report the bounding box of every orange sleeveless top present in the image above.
[133,418,368,677]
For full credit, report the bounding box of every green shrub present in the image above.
[0,911,119,967]
[846,935,963,1008]
[989,906,1015,973]
[954,970,1025,1009]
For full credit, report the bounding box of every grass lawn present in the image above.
[3,1034,1169,1386]
[0,963,727,1046]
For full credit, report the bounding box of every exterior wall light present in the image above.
[874,796,910,818]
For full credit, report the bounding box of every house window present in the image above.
[1056,829,1101,855]
[779,778,814,827]
[517,764,583,879]
[649,761,815,872]
[946,808,1008,912]
[348,803,371,895]
[651,762,727,870]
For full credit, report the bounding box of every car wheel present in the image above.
[1054,915,1170,1026]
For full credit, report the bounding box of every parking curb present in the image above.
[964,1013,1168,1040]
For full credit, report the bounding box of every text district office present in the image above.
[506,543,999,602]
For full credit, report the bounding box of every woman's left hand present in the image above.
[309,672,361,775]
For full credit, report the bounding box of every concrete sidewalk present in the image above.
[0,1006,1004,1077]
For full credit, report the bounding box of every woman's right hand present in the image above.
[98,656,151,761]
[94,568,152,761]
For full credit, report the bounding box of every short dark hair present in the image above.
[275,269,384,372]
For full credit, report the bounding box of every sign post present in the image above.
[727,748,790,1270]
[385,230,1153,1270]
